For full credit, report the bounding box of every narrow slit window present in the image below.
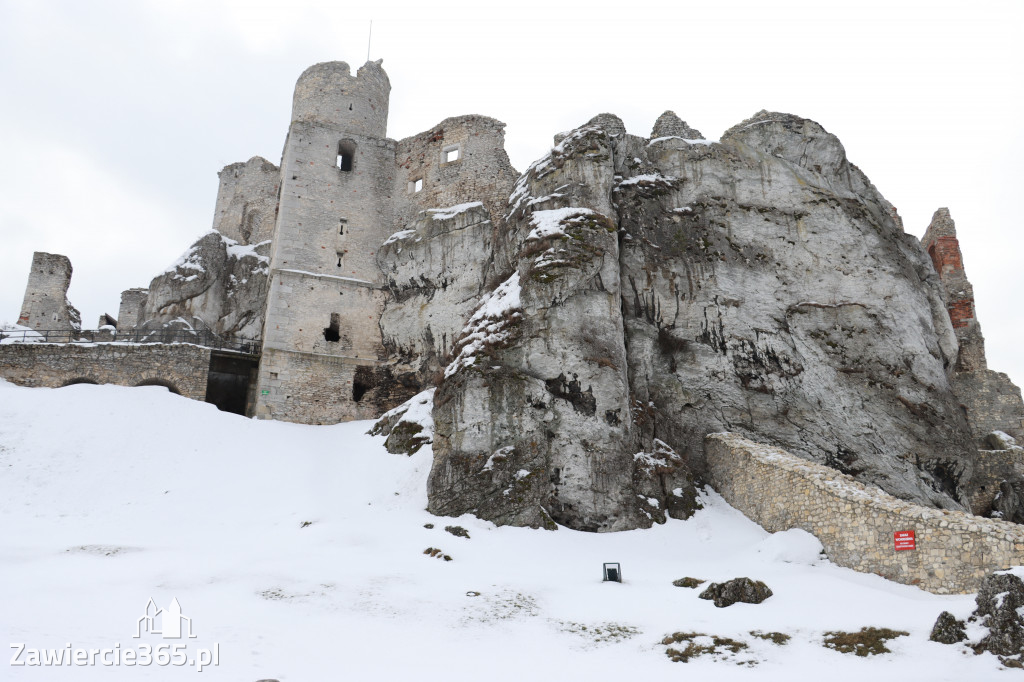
[336,254,343,267]
[339,218,347,235]
[323,313,341,342]
[336,139,356,172]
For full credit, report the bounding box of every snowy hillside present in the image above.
[0,379,1013,680]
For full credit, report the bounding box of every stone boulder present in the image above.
[698,578,773,607]
[929,611,967,644]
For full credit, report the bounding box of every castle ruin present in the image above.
[5,59,1024,592]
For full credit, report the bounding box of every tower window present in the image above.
[442,144,461,163]
[339,218,347,235]
[323,313,341,342]
[409,178,423,193]
[336,139,356,172]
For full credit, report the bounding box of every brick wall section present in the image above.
[706,432,1024,594]
[212,156,281,245]
[0,343,211,401]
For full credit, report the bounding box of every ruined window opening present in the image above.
[352,378,370,402]
[336,139,356,172]
[409,178,423,193]
[323,313,341,342]
[442,144,461,163]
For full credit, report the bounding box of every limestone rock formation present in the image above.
[378,203,499,382]
[139,230,270,339]
[427,109,987,531]
[121,156,279,341]
[429,122,699,531]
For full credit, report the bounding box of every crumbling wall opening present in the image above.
[352,366,374,403]
[135,379,181,395]
[323,313,341,343]
[336,139,356,172]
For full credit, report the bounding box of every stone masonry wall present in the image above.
[393,115,518,244]
[0,343,210,401]
[920,208,1024,443]
[18,252,82,332]
[255,59,401,424]
[706,432,1024,594]
[212,156,281,245]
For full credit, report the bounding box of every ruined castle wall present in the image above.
[0,343,210,401]
[18,252,81,332]
[706,432,1024,594]
[212,156,281,245]
[967,448,1024,514]
[953,369,1024,443]
[393,115,518,235]
[921,208,1024,443]
[117,288,149,331]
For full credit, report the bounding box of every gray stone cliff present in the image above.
[423,109,1002,530]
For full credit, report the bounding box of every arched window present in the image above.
[336,139,356,172]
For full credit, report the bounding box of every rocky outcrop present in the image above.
[620,110,975,510]
[139,231,270,340]
[931,570,1024,665]
[378,203,498,384]
[971,570,1024,662]
[424,109,985,531]
[369,388,435,456]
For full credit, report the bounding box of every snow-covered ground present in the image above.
[0,379,1012,680]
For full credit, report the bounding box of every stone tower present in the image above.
[254,60,404,424]
[17,252,82,332]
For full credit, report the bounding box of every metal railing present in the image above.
[0,328,261,355]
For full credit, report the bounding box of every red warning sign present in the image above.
[894,530,916,551]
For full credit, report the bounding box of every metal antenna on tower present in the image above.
[367,20,373,62]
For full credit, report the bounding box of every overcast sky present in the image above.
[1,0,1021,386]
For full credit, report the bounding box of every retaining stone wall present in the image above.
[0,343,211,401]
[706,432,1024,594]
